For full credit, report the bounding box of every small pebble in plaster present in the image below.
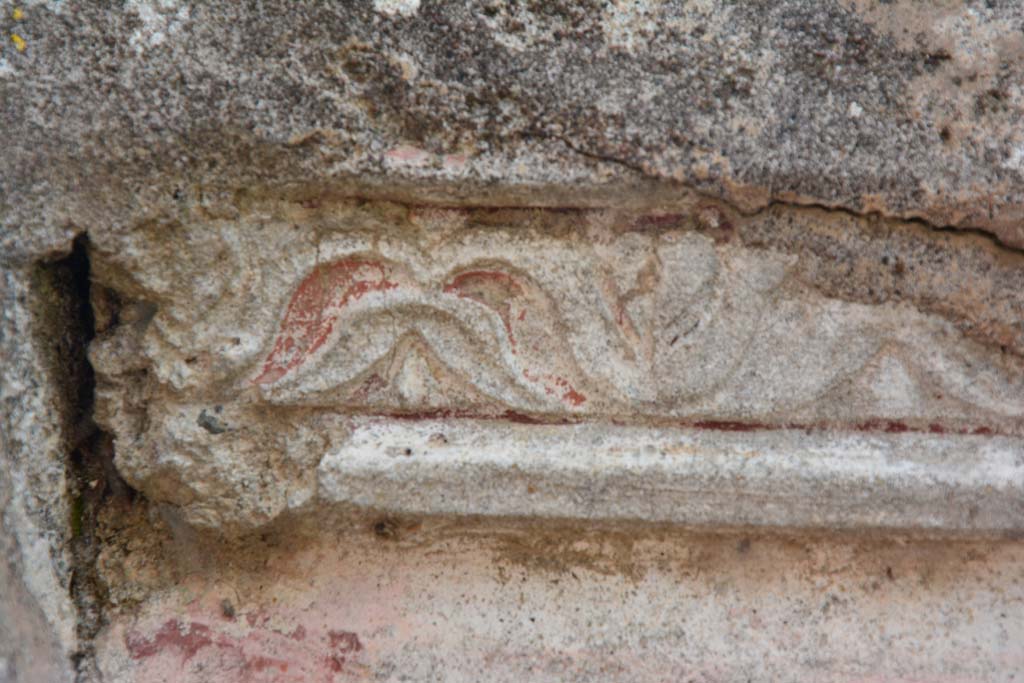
[197,409,229,435]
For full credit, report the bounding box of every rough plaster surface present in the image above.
[4,0,1024,264]
[2,2,1024,681]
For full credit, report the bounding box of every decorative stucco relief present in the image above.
[86,203,1024,529]
[243,237,1023,431]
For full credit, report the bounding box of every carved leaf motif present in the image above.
[253,258,399,385]
[250,248,1024,431]
[443,268,587,407]
[255,259,590,410]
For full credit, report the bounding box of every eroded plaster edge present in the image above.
[0,266,77,682]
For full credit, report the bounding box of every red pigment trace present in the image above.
[853,419,911,434]
[327,630,362,652]
[365,408,575,425]
[254,258,397,385]
[126,620,214,662]
[245,656,290,674]
[350,408,1002,437]
[125,619,291,674]
[126,618,358,680]
[326,630,363,673]
[443,269,524,348]
[551,375,587,406]
[689,420,774,433]
[445,270,586,406]
[523,369,587,407]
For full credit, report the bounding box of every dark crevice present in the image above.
[760,197,1024,257]
[547,134,1024,257]
[63,235,96,449]
[43,235,135,682]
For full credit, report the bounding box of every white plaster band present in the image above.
[319,419,1024,535]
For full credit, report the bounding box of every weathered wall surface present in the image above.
[4,0,1024,264]
[2,1,1024,681]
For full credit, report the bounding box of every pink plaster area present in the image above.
[96,530,1024,682]
[101,545,409,682]
[107,550,384,681]
[442,153,468,170]
[384,145,432,166]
